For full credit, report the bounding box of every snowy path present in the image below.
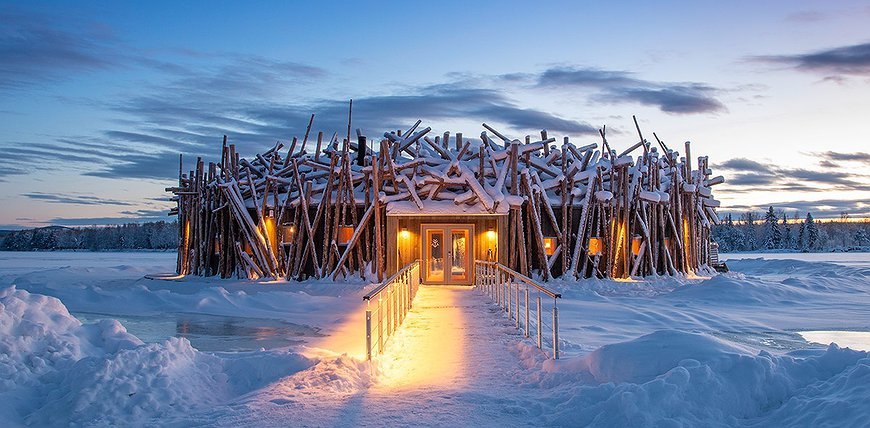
[186,285,553,427]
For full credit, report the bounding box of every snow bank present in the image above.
[536,330,870,427]
[0,285,142,390]
[0,284,355,426]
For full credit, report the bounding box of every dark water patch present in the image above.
[74,311,322,352]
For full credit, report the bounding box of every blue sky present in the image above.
[1,0,869,228]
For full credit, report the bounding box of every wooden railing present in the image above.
[362,260,421,361]
[475,260,562,359]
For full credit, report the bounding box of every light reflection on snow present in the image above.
[799,331,870,352]
[373,285,467,390]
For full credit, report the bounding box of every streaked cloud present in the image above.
[753,42,870,77]
[817,151,870,164]
[22,192,136,206]
[0,9,118,90]
[716,158,771,173]
[535,67,725,114]
[716,156,870,193]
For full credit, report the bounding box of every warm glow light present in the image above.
[682,218,691,265]
[263,216,277,254]
[400,227,410,239]
[486,229,496,241]
[588,237,602,256]
[543,237,556,255]
[338,225,354,245]
[631,236,642,256]
[374,286,466,390]
[281,224,296,242]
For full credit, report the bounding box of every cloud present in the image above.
[22,192,136,206]
[605,85,724,114]
[753,42,870,77]
[726,174,778,186]
[818,150,870,164]
[715,158,772,173]
[47,214,170,226]
[84,151,193,181]
[784,168,864,186]
[538,68,634,87]
[536,67,725,114]
[73,82,600,181]
[785,10,827,23]
[716,156,870,193]
[0,9,119,90]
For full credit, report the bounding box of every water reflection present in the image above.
[74,312,322,352]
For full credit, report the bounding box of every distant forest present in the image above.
[0,221,178,251]
[712,208,870,253]
[1,212,868,253]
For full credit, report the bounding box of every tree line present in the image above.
[0,221,178,251]
[712,208,870,253]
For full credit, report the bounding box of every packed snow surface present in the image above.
[1,251,869,426]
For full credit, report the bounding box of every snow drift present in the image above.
[538,330,870,427]
[0,285,371,426]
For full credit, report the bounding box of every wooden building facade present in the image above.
[168,113,724,283]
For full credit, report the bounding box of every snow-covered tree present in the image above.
[781,214,793,250]
[741,211,759,251]
[805,213,819,250]
[762,207,781,249]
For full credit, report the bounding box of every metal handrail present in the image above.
[475,261,561,299]
[474,260,562,359]
[363,259,421,361]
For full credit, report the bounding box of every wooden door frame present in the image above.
[421,223,475,285]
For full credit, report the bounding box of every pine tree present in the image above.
[855,228,870,247]
[781,215,793,249]
[797,215,807,250]
[805,212,819,250]
[762,207,781,249]
[741,211,759,251]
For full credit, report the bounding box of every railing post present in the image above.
[536,296,542,349]
[553,302,559,359]
[496,270,502,307]
[365,308,372,361]
[524,287,529,337]
[514,282,519,328]
[507,278,512,318]
[399,276,405,323]
[378,297,384,353]
[387,288,392,336]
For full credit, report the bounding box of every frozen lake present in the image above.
[722,251,870,268]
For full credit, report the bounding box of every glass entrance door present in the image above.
[422,224,473,285]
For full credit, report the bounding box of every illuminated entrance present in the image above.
[422,224,473,285]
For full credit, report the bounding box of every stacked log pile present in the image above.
[168,111,724,281]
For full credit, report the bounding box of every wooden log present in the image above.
[331,203,374,279]
[372,155,384,282]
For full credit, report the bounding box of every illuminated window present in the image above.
[337,225,354,245]
[588,237,602,256]
[543,237,557,256]
[631,236,643,256]
[281,224,296,242]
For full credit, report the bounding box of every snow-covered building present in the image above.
[168,117,724,282]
